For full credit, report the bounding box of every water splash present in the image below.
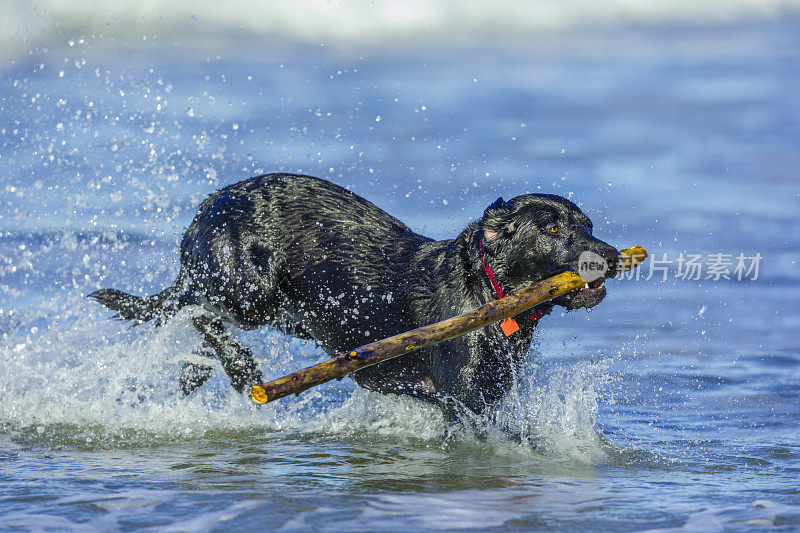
[1,285,619,460]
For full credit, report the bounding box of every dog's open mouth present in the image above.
[584,278,604,290]
[553,278,607,310]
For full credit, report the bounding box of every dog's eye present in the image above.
[548,226,560,235]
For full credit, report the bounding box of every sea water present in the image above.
[1,3,799,530]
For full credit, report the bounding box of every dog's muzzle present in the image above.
[554,278,607,310]
[555,247,620,310]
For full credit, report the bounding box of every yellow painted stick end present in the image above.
[250,385,269,404]
[618,245,648,271]
[621,245,648,260]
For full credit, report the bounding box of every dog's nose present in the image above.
[601,247,622,277]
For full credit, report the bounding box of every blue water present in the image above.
[1,12,799,531]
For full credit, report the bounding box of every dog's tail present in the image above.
[89,269,192,324]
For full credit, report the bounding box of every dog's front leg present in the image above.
[440,398,494,441]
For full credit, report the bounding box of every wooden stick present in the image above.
[250,245,648,404]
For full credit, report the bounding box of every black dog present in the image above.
[91,173,619,422]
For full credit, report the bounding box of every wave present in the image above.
[3,0,800,58]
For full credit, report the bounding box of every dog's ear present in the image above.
[482,197,515,242]
[487,197,505,211]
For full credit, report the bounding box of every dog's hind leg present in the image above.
[191,314,263,394]
[179,339,217,395]
[179,361,215,395]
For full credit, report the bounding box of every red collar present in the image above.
[478,241,542,336]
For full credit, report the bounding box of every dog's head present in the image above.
[479,194,620,310]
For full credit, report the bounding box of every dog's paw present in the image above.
[179,362,214,395]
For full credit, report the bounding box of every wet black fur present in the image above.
[90,173,619,421]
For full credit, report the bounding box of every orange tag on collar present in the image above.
[500,317,520,336]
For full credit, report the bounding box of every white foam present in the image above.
[0,301,447,446]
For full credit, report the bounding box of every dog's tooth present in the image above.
[584,283,590,289]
